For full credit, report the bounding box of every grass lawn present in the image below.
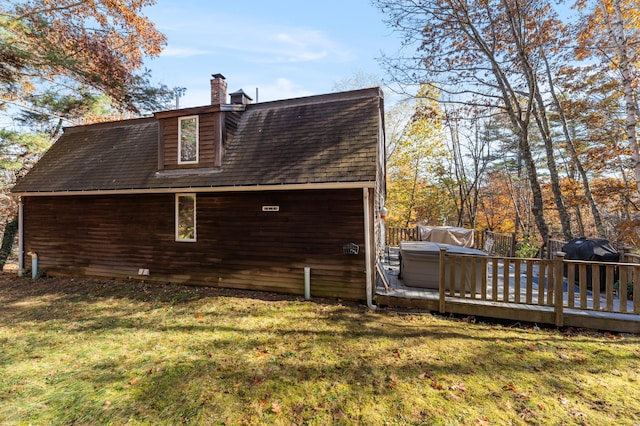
[1,274,639,425]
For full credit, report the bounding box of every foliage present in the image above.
[515,234,542,258]
[0,128,48,181]
[1,276,639,425]
[0,0,167,113]
[374,0,640,245]
[385,85,452,227]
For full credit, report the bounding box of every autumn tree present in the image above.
[548,63,631,234]
[542,54,607,238]
[386,85,452,227]
[441,104,494,228]
[0,0,170,267]
[0,0,167,112]
[333,73,455,227]
[373,0,577,243]
[575,0,640,197]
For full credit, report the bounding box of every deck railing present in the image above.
[544,238,567,259]
[474,230,516,257]
[385,227,515,257]
[620,248,640,264]
[385,227,419,247]
[436,250,639,331]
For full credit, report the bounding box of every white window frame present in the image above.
[178,115,199,164]
[175,193,197,242]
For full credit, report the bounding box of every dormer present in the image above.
[154,74,248,171]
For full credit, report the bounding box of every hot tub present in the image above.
[399,241,487,291]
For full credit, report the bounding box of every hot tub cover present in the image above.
[417,225,475,248]
[399,242,487,290]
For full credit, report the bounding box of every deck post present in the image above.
[620,246,631,263]
[554,252,565,327]
[439,247,447,313]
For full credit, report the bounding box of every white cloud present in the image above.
[159,16,351,64]
[161,46,211,58]
[249,27,351,63]
[256,78,314,102]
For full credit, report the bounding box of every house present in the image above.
[11,75,386,306]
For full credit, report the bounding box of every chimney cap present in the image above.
[211,73,226,80]
[229,88,253,101]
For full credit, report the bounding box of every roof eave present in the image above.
[11,181,376,197]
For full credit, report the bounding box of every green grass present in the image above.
[1,275,639,425]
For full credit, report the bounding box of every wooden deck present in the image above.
[376,247,640,334]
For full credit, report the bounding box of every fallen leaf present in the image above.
[271,402,281,414]
[418,371,435,380]
[559,396,569,405]
[611,370,622,376]
[477,417,490,425]
[450,382,467,392]
[431,381,444,390]
[129,378,138,385]
[504,382,518,393]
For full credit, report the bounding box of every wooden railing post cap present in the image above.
[554,251,566,258]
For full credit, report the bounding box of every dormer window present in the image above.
[178,116,199,164]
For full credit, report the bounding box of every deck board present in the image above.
[377,247,640,333]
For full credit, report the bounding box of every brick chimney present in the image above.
[211,73,227,105]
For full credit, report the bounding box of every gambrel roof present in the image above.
[12,87,383,195]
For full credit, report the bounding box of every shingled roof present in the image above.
[12,87,383,195]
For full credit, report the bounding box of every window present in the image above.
[178,116,199,164]
[175,194,196,242]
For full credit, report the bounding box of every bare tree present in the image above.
[374,0,560,241]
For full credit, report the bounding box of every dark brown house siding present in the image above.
[23,189,367,300]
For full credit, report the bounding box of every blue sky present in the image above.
[144,0,399,108]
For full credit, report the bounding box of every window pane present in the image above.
[180,117,197,162]
[177,194,196,241]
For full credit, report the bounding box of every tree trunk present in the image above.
[499,0,571,240]
[532,99,573,240]
[404,156,421,227]
[519,131,550,242]
[0,216,18,270]
[604,0,640,197]
[542,51,606,238]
